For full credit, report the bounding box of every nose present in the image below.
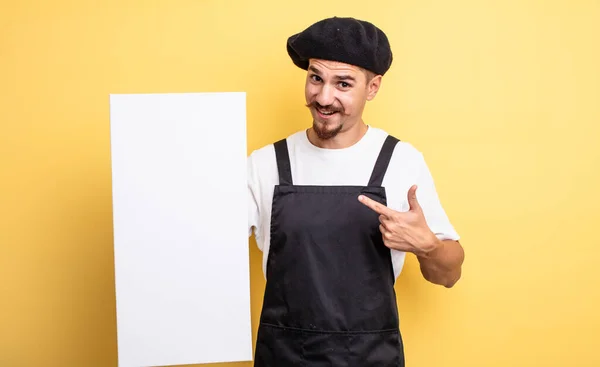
[315,84,335,106]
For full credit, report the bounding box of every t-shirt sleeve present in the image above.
[247,153,260,239]
[414,152,460,241]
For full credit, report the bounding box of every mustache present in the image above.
[305,101,344,113]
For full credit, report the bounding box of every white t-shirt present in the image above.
[247,126,460,280]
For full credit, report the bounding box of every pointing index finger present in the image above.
[358,194,393,217]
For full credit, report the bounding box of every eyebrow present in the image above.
[308,66,356,82]
[335,75,356,82]
[309,66,322,74]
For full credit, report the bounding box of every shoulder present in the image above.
[371,127,425,166]
[248,142,274,167]
[369,129,432,188]
[247,130,306,172]
[392,142,426,171]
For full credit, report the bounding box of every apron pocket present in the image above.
[302,329,403,367]
[346,329,404,367]
[254,323,306,367]
[255,323,403,367]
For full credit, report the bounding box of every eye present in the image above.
[310,74,322,82]
[339,82,352,88]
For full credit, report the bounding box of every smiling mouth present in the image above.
[316,107,339,118]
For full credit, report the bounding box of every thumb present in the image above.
[407,185,421,212]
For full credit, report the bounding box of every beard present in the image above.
[305,101,345,140]
[313,120,343,140]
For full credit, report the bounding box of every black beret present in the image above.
[286,16,393,76]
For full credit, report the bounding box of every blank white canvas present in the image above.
[109,92,252,367]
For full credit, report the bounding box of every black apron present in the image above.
[254,134,405,367]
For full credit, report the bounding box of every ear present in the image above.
[366,75,382,101]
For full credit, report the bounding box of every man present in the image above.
[247,16,464,366]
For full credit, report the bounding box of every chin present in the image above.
[313,121,343,140]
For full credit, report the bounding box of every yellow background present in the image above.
[2,0,599,366]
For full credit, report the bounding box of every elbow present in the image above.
[442,269,462,288]
[442,274,460,288]
[425,269,461,288]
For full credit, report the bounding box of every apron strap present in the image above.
[274,138,293,185]
[368,135,400,187]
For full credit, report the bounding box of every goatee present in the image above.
[313,121,343,140]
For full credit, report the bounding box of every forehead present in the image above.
[308,59,362,74]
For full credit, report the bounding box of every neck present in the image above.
[307,121,369,149]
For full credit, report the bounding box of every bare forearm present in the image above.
[417,239,464,288]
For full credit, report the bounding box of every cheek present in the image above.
[337,95,354,113]
[305,85,318,100]
[340,90,367,114]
